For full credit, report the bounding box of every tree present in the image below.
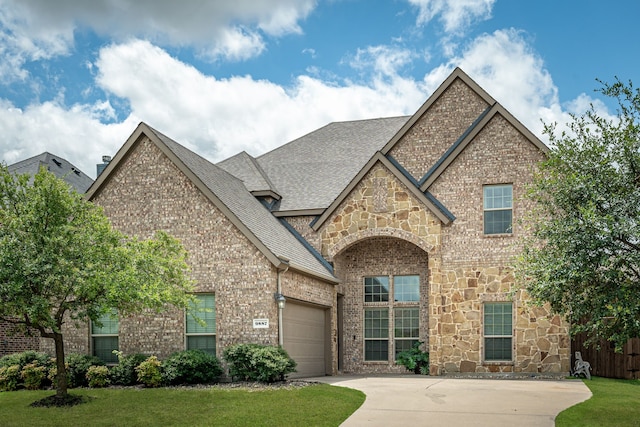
[517,78,640,351]
[0,166,194,403]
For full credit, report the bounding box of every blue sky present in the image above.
[0,0,637,178]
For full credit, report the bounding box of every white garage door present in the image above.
[283,302,327,378]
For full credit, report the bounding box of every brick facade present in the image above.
[5,68,570,378]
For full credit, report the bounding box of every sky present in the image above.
[0,0,638,179]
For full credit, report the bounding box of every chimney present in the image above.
[97,155,112,177]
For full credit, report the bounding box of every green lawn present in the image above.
[556,377,640,427]
[0,384,365,427]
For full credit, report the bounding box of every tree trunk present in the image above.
[53,332,68,398]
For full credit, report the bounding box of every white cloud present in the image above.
[95,39,426,163]
[408,0,495,34]
[349,45,417,79]
[0,0,317,80]
[0,27,616,179]
[421,28,614,143]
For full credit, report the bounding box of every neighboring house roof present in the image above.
[221,116,410,214]
[86,123,338,284]
[7,152,94,193]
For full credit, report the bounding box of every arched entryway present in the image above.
[333,236,429,374]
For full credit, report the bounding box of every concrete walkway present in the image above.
[309,375,592,426]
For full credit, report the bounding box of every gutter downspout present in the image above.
[276,260,290,347]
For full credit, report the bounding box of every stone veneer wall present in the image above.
[317,162,443,373]
[320,162,442,260]
[431,266,570,375]
[314,87,569,375]
[387,78,490,181]
[50,137,281,360]
[333,237,429,374]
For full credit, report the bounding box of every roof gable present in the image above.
[418,103,549,192]
[87,122,337,283]
[380,68,495,156]
[311,152,454,231]
[217,151,281,199]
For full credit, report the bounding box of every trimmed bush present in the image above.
[0,351,53,371]
[0,351,55,390]
[21,362,47,390]
[162,349,222,385]
[0,365,21,391]
[109,353,148,386]
[66,353,105,388]
[136,356,162,388]
[224,344,296,383]
[86,365,110,388]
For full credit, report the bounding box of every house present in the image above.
[0,153,94,356]
[40,68,570,377]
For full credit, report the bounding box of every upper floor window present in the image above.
[483,184,513,234]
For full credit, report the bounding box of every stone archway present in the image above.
[328,227,434,262]
[333,236,430,374]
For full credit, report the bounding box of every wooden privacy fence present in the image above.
[572,333,640,379]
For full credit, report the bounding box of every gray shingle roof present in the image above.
[144,125,336,282]
[7,152,94,193]
[217,151,280,196]
[221,116,410,212]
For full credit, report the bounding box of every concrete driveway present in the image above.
[310,375,591,426]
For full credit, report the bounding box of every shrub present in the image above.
[66,353,105,388]
[110,353,148,386]
[0,351,55,390]
[224,344,296,383]
[136,356,162,387]
[86,365,110,388]
[396,342,429,375]
[21,362,47,390]
[0,365,21,391]
[0,351,53,370]
[162,350,222,385]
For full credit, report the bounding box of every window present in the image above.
[186,294,216,356]
[483,184,513,234]
[364,276,389,302]
[484,302,513,361]
[91,312,119,364]
[394,307,419,357]
[364,275,420,362]
[364,308,389,361]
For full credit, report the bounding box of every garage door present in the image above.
[283,302,327,378]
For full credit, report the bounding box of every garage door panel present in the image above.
[283,303,326,378]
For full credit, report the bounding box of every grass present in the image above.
[0,384,365,427]
[556,377,640,427]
